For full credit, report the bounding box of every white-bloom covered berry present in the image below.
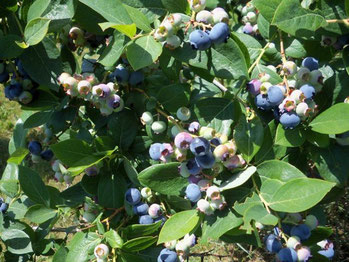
[176,107,191,121]
[58,72,71,84]
[165,35,181,50]
[183,234,196,248]
[206,186,220,200]
[196,10,213,24]
[189,0,206,12]
[94,244,109,259]
[197,199,214,215]
[54,172,64,182]
[141,187,152,198]
[52,160,62,172]
[141,111,153,125]
[211,8,229,24]
[78,80,91,95]
[165,240,177,250]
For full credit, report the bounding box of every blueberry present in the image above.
[174,132,193,149]
[107,94,124,112]
[185,183,201,202]
[255,94,272,110]
[125,188,141,205]
[16,60,28,77]
[276,248,298,262]
[213,145,229,161]
[28,141,42,155]
[300,84,315,99]
[148,203,162,218]
[186,158,201,175]
[264,234,282,253]
[297,246,311,262]
[189,30,211,50]
[113,65,129,84]
[129,71,144,86]
[267,86,284,106]
[210,138,221,147]
[4,85,15,100]
[133,202,149,216]
[9,83,23,98]
[154,215,167,226]
[281,223,293,235]
[279,112,301,129]
[209,22,230,44]
[149,143,162,160]
[99,84,112,99]
[18,91,33,104]
[0,71,9,83]
[190,137,210,156]
[243,23,253,34]
[302,57,319,71]
[196,10,214,24]
[151,121,167,134]
[247,79,261,96]
[188,122,200,134]
[290,224,311,241]
[139,215,154,224]
[40,149,54,161]
[157,248,178,262]
[81,58,96,73]
[176,107,191,121]
[94,244,109,259]
[85,165,99,176]
[195,152,215,169]
[0,201,8,213]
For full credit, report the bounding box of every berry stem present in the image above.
[278,30,290,94]
[248,42,271,74]
[326,19,349,26]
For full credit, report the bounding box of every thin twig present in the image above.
[213,79,228,92]
[326,19,349,26]
[80,207,125,231]
[248,42,271,74]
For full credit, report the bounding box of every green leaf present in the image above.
[123,157,141,186]
[126,35,163,71]
[257,160,305,183]
[157,84,190,113]
[346,0,349,16]
[252,0,281,22]
[160,0,189,13]
[99,31,126,67]
[24,18,51,46]
[7,148,29,165]
[285,38,307,58]
[66,232,101,261]
[303,226,333,246]
[123,4,152,32]
[108,109,138,151]
[252,64,282,85]
[50,139,92,164]
[98,174,126,208]
[271,0,327,36]
[20,38,63,91]
[171,39,248,80]
[99,22,137,38]
[138,163,188,196]
[309,103,349,134]
[122,236,157,252]
[241,205,278,233]
[158,210,201,244]
[233,116,264,162]
[1,229,33,255]
[25,205,57,224]
[275,125,305,147]
[23,111,53,129]
[79,0,133,24]
[0,35,24,59]
[121,0,166,22]
[264,178,335,212]
[104,230,124,248]
[235,32,262,61]
[343,45,349,76]
[123,221,162,239]
[200,209,242,243]
[220,166,257,191]
[18,166,50,207]
[0,163,19,198]
[52,246,68,262]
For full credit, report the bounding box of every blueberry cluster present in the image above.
[189,3,230,51]
[158,234,196,262]
[239,2,259,35]
[125,187,166,225]
[0,198,8,214]
[51,159,74,185]
[58,71,125,116]
[28,141,54,163]
[3,60,38,105]
[154,14,183,49]
[265,213,334,261]
[249,57,323,129]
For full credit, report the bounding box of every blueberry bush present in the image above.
[0,0,348,261]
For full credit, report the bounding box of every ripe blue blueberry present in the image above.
[255,94,272,110]
[186,158,202,175]
[276,248,298,262]
[185,183,201,202]
[85,165,99,176]
[149,143,162,161]
[300,84,315,99]
[0,71,9,83]
[209,22,230,44]
[148,203,162,218]
[190,137,210,156]
[81,58,96,73]
[113,65,129,84]
[16,60,28,77]
[157,248,178,262]
[264,234,282,253]
[125,188,141,205]
[133,202,149,216]
[28,141,42,155]
[129,71,144,86]
[139,215,154,225]
[267,86,284,106]
[0,199,8,213]
[4,85,15,100]
[9,83,23,98]
[247,79,261,96]
[188,122,200,134]
[279,112,301,129]
[302,57,319,71]
[290,224,311,241]
[154,215,166,226]
[107,94,124,112]
[189,30,211,50]
[195,152,216,169]
[40,149,54,161]
[210,138,221,147]
[243,23,253,34]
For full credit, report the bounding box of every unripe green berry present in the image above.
[151,121,167,134]
[176,107,191,121]
[141,111,153,125]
